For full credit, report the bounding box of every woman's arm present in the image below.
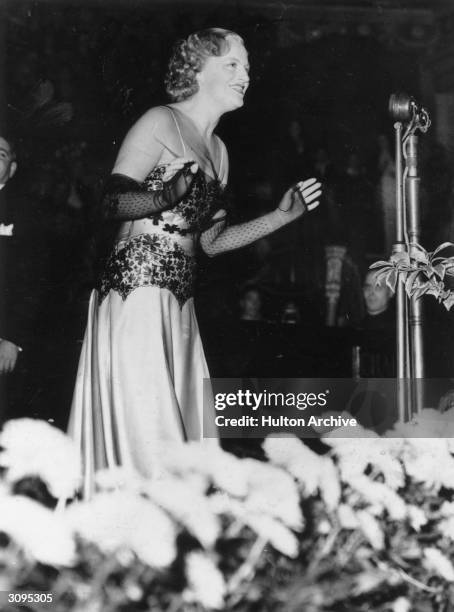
[200,178,321,257]
[102,106,196,221]
[102,165,195,221]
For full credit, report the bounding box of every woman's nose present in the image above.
[239,66,250,83]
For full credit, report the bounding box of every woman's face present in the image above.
[196,36,250,112]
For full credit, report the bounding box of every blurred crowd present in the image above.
[2,3,454,423]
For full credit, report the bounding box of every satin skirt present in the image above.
[68,287,218,497]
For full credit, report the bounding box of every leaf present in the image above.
[410,245,429,264]
[412,284,430,300]
[433,263,446,279]
[370,260,392,269]
[386,268,398,291]
[443,294,454,311]
[405,270,420,295]
[432,242,454,257]
[374,268,392,286]
[426,285,442,298]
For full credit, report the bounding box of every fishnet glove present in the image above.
[102,170,194,221]
[200,178,322,256]
[200,208,291,257]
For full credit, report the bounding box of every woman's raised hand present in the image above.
[277,177,322,221]
[162,158,198,182]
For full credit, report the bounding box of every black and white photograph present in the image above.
[2,0,454,610]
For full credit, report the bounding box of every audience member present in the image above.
[356,270,395,377]
[0,136,20,376]
[239,285,263,322]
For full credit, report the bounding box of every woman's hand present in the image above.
[162,158,198,182]
[277,177,322,221]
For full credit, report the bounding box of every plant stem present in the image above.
[397,568,441,594]
[226,535,267,594]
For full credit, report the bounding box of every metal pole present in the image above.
[393,122,410,421]
[406,135,424,413]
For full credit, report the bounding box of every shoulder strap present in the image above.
[164,105,187,156]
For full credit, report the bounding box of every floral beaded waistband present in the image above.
[98,233,197,308]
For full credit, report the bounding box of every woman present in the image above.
[69,28,321,494]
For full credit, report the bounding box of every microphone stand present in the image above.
[390,94,431,421]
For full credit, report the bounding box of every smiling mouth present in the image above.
[231,85,246,95]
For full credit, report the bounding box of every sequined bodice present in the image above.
[98,168,225,307]
[141,167,222,236]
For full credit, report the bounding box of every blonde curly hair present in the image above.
[165,28,244,102]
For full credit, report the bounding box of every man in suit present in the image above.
[0,135,20,376]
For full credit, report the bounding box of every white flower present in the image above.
[317,519,331,535]
[407,505,427,531]
[263,435,321,495]
[185,551,226,610]
[438,516,454,541]
[0,419,81,499]
[263,435,341,510]
[207,449,249,498]
[356,510,384,550]
[400,439,454,491]
[208,493,299,558]
[241,458,303,531]
[243,513,299,558]
[209,491,244,518]
[423,548,454,582]
[160,442,248,497]
[65,491,177,568]
[337,504,359,529]
[348,476,407,520]
[146,477,220,548]
[391,597,411,612]
[440,501,454,517]
[0,495,75,566]
[327,437,404,490]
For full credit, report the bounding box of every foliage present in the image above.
[370,242,454,310]
[2,417,454,610]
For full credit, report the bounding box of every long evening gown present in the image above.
[68,107,223,495]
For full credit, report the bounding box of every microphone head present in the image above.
[389,93,415,122]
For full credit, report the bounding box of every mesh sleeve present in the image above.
[200,208,292,257]
[102,170,194,221]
